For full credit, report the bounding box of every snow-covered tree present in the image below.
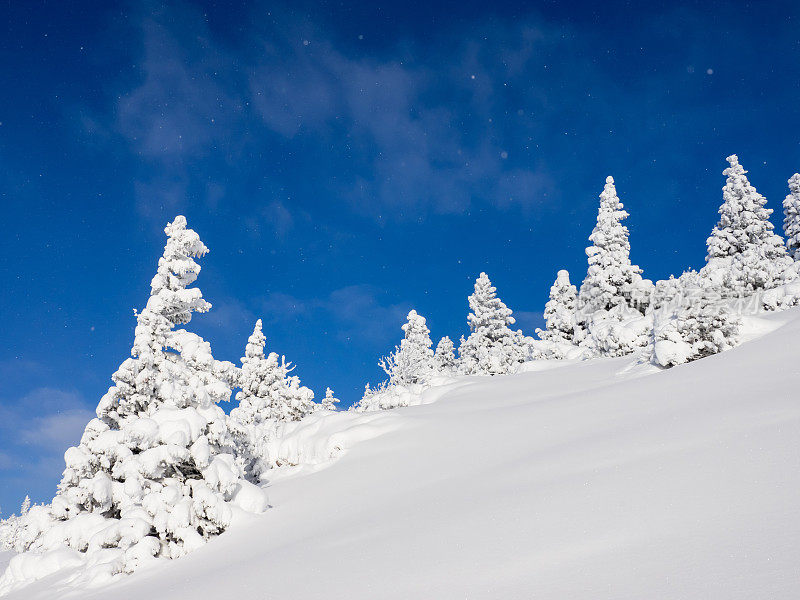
[650,270,704,314]
[783,173,800,260]
[0,497,30,552]
[321,388,340,411]
[230,319,316,426]
[577,176,648,320]
[702,155,793,294]
[537,270,577,343]
[652,285,741,367]
[26,216,265,575]
[379,310,435,386]
[433,336,457,374]
[459,273,531,375]
[228,319,316,479]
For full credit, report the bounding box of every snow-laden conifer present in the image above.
[577,176,647,319]
[783,173,800,260]
[537,270,577,343]
[18,216,265,577]
[321,388,340,411]
[228,319,316,479]
[459,273,530,374]
[702,155,793,294]
[230,319,316,425]
[379,310,435,386]
[433,336,457,374]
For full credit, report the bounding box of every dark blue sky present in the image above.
[1,0,799,512]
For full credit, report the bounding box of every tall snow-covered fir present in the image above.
[783,173,800,261]
[702,155,793,294]
[28,216,265,575]
[577,176,648,319]
[459,273,530,375]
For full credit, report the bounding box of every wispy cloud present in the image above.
[0,387,94,482]
[261,284,410,345]
[104,4,565,223]
[19,409,95,452]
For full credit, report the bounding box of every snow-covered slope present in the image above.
[7,309,800,599]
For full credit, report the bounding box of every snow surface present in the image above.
[6,308,800,599]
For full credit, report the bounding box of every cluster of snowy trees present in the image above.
[0,217,339,580]
[3,154,800,582]
[360,155,800,409]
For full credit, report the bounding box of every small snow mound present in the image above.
[230,482,269,514]
[0,547,84,596]
[265,410,402,473]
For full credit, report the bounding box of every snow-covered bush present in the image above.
[537,269,577,344]
[702,155,793,295]
[353,381,426,412]
[3,216,267,585]
[650,270,704,314]
[379,310,435,386]
[0,502,57,556]
[576,176,650,321]
[459,273,532,375]
[228,319,317,480]
[651,285,741,367]
[783,173,800,260]
[580,306,653,358]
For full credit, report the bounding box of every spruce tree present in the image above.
[537,270,577,343]
[459,273,530,375]
[577,176,644,318]
[321,388,340,411]
[433,336,457,373]
[783,173,800,260]
[43,216,261,571]
[228,319,316,478]
[703,155,792,294]
[379,310,435,386]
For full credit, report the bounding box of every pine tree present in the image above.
[577,176,645,319]
[459,273,530,375]
[42,216,262,572]
[321,388,340,411]
[537,270,577,343]
[783,173,800,260]
[433,336,457,373]
[703,155,792,294]
[379,310,435,386]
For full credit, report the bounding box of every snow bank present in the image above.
[263,409,404,474]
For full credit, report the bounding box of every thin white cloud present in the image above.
[260,284,410,345]
[109,4,559,221]
[19,409,95,453]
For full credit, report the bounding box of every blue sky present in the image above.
[1,0,799,513]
